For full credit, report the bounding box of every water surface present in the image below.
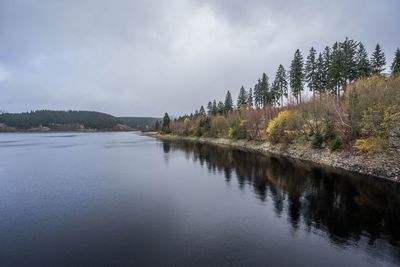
[0,132,399,266]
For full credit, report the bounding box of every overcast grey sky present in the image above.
[0,0,399,117]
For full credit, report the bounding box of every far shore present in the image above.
[144,132,400,183]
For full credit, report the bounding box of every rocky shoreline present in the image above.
[144,132,400,183]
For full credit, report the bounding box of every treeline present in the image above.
[118,117,160,131]
[158,38,400,154]
[0,110,119,130]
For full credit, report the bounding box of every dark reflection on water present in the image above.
[162,140,400,249]
[1,132,400,267]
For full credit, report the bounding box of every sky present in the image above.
[0,0,399,117]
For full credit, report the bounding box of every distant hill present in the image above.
[0,110,128,131]
[117,117,160,131]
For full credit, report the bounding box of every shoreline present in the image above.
[144,132,400,183]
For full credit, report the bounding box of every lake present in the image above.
[0,132,399,266]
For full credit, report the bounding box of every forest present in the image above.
[158,38,400,155]
[0,110,120,130]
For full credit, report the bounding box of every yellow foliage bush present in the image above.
[355,139,373,154]
[266,110,304,143]
[355,137,386,154]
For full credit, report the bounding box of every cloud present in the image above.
[0,0,399,116]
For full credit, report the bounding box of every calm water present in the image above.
[1,132,400,266]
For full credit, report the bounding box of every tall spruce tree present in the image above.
[254,79,262,107]
[248,88,254,107]
[391,48,400,76]
[305,47,318,97]
[355,42,371,78]
[199,105,205,116]
[371,43,386,75]
[322,46,331,93]
[272,64,288,106]
[237,86,248,108]
[259,73,271,107]
[315,53,325,95]
[217,101,225,114]
[340,37,358,89]
[224,90,233,112]
[207,101,213,115]
[162,112,171,133]
[328,42,344,97]
[289,49,305,103]
[212,99,217,115]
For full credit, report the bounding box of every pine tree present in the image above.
[207,101,213,115]
[217,101,225,114]
[391,48,400,76]
[322,46,331,92]
[248,88,254,108]
[371,43,386,75]
[259,73,271,107]
[199,106,205,116]
[355,42,371,78]
[340,37,358,89]
[162,112,171,133]
[289,49,305,103]
[254,79,262,107]
[212,99,217,115]
[272,64,288,106]
[328,42,344,96]
[315,53,325,95]
[237,86,248,108]
[154,120,160,131]
[224,91,233,113]
[305,47,318,96]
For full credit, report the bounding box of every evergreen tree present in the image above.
[237,86,248,108]
[305,47,318,96]
[254,79,262,107]
[248,88,254,108]
[162,112,171,133]
[199,105,205,116]
[154,120,160,131]
[355,42,371,78]
[272,64,288,106]
[322,46,331,92]
[217,101,225,114]
[340,37,358,88]
[328,42,344,96]
[224,91,233,113]
[391,48,400,76]
[371,43,386,75]
[315,53,325,95]
[289,49,305,103]
[212,99,217,115]
[259,73,271,107]
[207,101,213,115]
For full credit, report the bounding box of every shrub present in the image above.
[346,76,400,154]
[329,138,341,151]
[210,115,228,137]
[266,110,304,143]
[311,131,323,148]
[355,138,383,154]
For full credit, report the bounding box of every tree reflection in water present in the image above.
[160,140,400,250]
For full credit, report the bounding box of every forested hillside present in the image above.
[117,117,160,131]
[0,110,120,130]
